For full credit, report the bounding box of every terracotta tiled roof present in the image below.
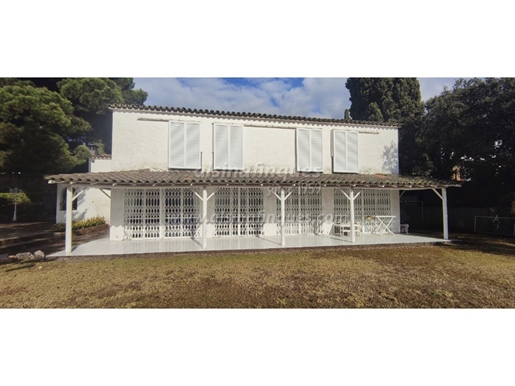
[109,104,400,128]
[46,169,460,189]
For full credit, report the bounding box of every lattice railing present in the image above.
[276,187,323,235]
[334,189,392,233]
[123,188,200,239]
[163,188,200,238]
[214,187,264,237]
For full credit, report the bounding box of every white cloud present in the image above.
[135,77,465,118]
[135,78,349,119]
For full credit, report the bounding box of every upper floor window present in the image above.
[213,124,244,170]
[333,130,358,173]
[296,128,323,172]
[168,121,201,169]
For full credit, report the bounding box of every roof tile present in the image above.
[45,169,460,189]
[109,104,399,127]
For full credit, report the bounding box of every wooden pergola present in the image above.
[46,170,460,254]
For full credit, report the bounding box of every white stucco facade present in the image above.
[55,157,112,224]
[111,109,399,175]
[50,106,406,244]
[105,108,402,241]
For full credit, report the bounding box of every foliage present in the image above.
[52,216,106,232]
[0,85,91,174]
[57,78,147,153]
[0,78,147,175]
[415,78,515,207]
[0,191,31,204]
[345,78,425,176]
[345,78,424,122]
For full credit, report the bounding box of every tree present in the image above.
[345,78,424,122]
[420,78,515,207]
[57,78,147,153]
[345,78,425,175]
[22,78,148,154]
[0,85,91,174]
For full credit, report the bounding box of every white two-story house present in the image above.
[47,104,458,254]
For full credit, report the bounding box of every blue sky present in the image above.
[134,78,459,119]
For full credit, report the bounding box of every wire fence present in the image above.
[474,216,515,237]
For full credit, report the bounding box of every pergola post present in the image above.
[340,188,361,244]
[442,188,449,240]
[270,187,293,247]
[193,186,218,250]
[349,189,356,244]
[202,187,208,249]
[432,188,449,240]
[281,188,286,247]
[65,185,73,254]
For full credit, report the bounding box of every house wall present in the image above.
[111,110,398,174]
[88,158,112,172]
[56,158,112,224]
[55,185,111,224]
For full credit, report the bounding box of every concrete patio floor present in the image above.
[49,233,448,257]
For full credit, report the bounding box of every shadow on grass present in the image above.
[444,233,515,258]
[3,262,37,272]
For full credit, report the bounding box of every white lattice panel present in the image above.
[277,188,322,235]
[124,189,144,239]
[334,189,392,233]
[144,189,160,238]
[214,188,264,237]
[334,188,351,224]
[163,188,199,238]
[123,188,199,240]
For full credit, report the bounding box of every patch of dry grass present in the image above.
[1,234,514,308]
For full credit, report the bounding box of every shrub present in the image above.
[53,216,106,232]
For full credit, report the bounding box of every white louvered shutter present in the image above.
[333,130,347,172]
[333,130,358,173]
[185,122,201,169]
[169,121,185,168]
[347,131,359,172]
[297,128,311,172]
[229,125,243,170]
[311,130,323,172]
[214,124,229,170]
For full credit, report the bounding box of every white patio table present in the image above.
[372,215,396,235]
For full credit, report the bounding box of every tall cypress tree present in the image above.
[345,78,424,122]
[345,78,425,176]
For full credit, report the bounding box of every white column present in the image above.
[281,188,286,247]
[202,187,208,249]
[65,185,73,254]
[442,188,449,240]
[349,189,356,244]
[432,188,449,240]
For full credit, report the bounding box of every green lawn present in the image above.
[1,234,514,308]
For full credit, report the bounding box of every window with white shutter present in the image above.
[332,130,359,173]
[296,128,323,172]
[168,121,201,169]
[214,124,244,170]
